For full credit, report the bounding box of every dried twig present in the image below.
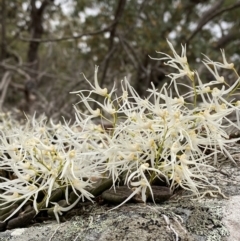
[187,1,240,43]
[19,20,119,43]
[0,71,11,110]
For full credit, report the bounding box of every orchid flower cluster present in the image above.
[1,40,240,224]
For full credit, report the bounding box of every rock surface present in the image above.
[223,195,240,241]
[0,195,239,241]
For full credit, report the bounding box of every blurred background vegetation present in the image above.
[0,0,240,121]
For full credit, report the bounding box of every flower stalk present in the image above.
[1,41,240,225]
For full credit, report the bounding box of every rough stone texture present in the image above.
[0,196,239,241]
[223,196,240,241]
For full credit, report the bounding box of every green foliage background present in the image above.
[0,0,240,120]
